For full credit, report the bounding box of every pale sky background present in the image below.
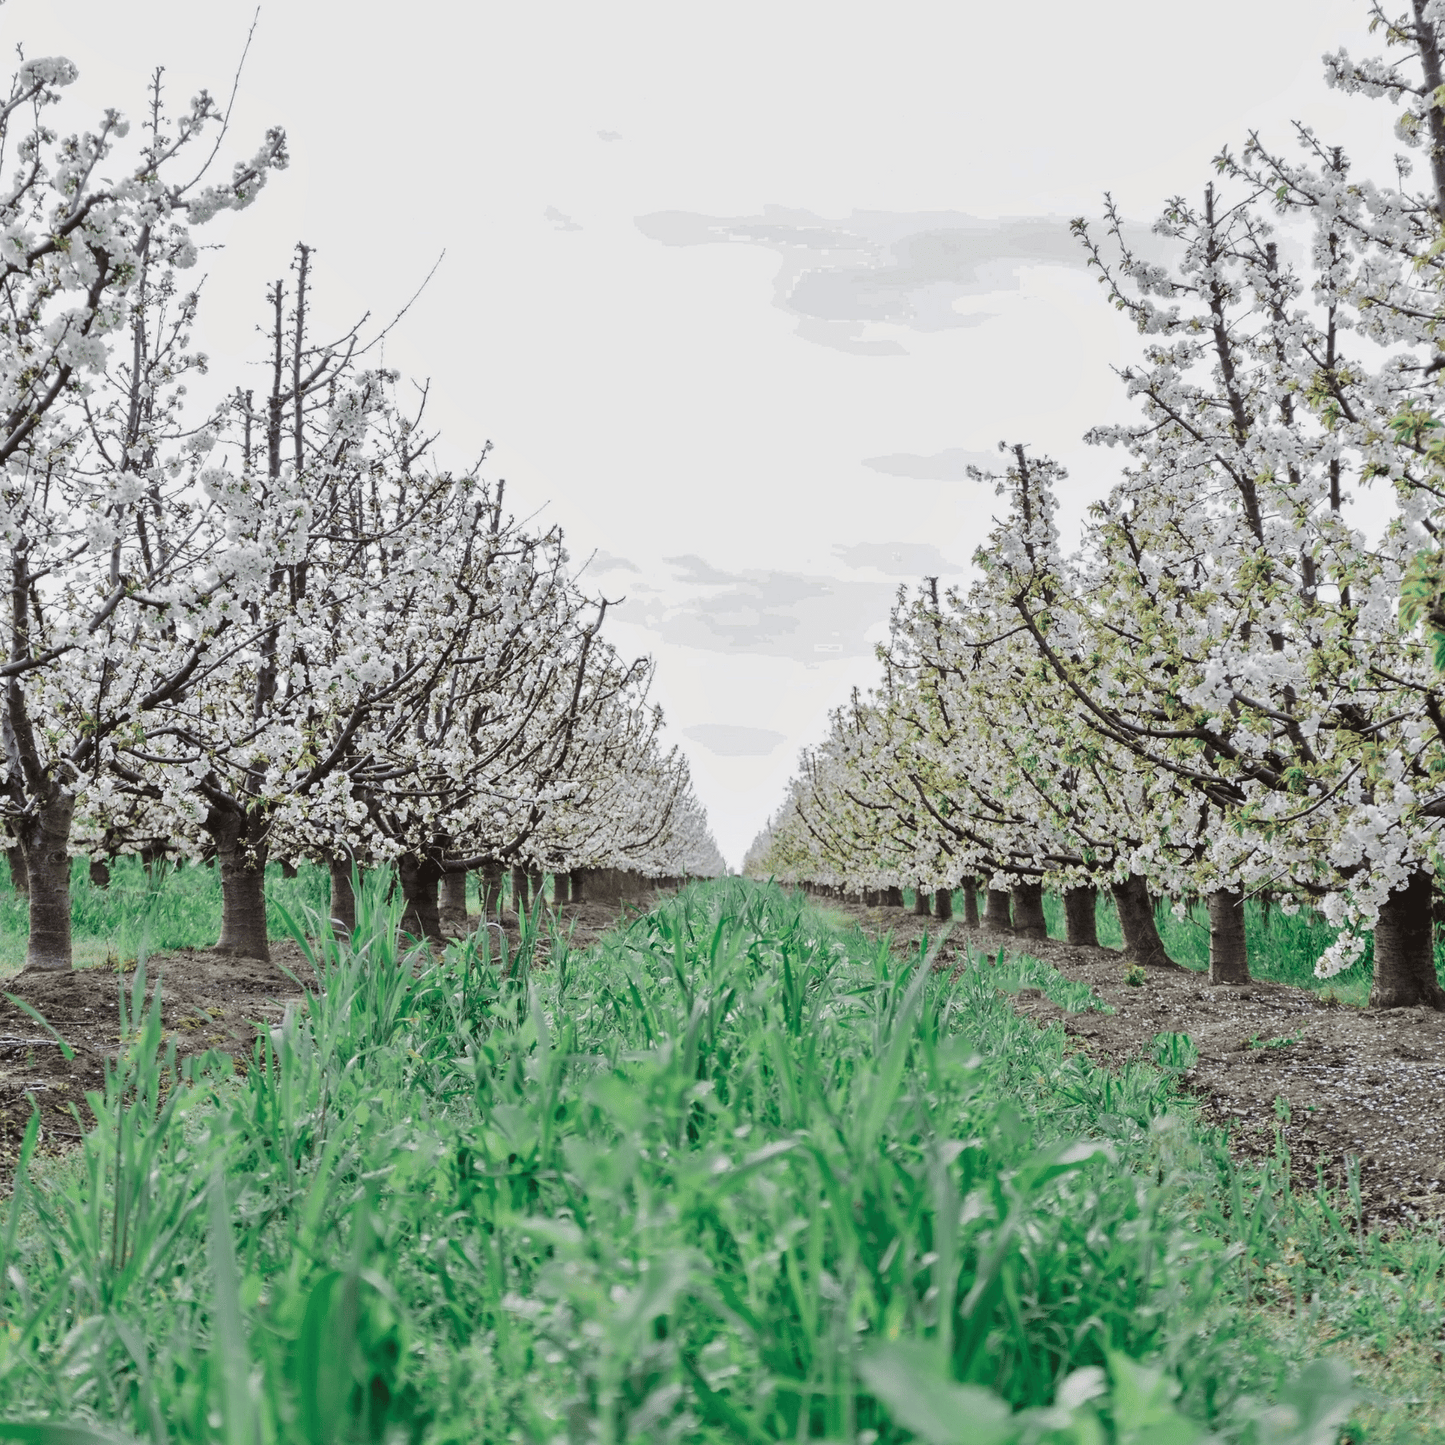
[11,0,1403,866]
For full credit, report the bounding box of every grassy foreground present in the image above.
[0,878,1436,1442]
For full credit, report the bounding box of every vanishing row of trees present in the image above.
[0,48,722,970]
[749,2,1445,1010]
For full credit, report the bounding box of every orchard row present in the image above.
[751,4,1445,1010]
[0,50,721,970]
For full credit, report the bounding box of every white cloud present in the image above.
[683,724,786,756]
[863,448,1001,482]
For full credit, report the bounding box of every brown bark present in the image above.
[912,885,931,917]
[6,844,26,897]
[329,857,357,937]
[884,885,903,908]
[20,791,75,971]
[1011,881,1048,940]
[528,867,546,911]
[510,865,530,916]
[481,860,503,917]
[962,876,980,927]
[88,856,110,890]
[212,809,270,963]
[982,888,1013,932]
[1110,873,1174,968]
[1063,887,1098,948]
[140,842,165,885]
[1370,869,1445,1009]
[1207,887,1251,985]
[279,859,298,880]
[1411,0,1445,215]
[399,855,445,944]
[554,870,573,904]
[439,867,470,932]
[934,888,953,922]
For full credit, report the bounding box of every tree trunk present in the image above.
[528,867,546,911]
[329,856,357,937]
[140,842,165,885]
[1011,881,1048,940]
[982,888,1013,932]
[934,888,953,922]
[6,844,26,897]
[1207,887,1251,985]
[1111,873,1173,969]
[554,870,572,905]
[884,885,903,908]
[439,868,470,932]
[481,860,503,917]
[1371,868,1445,1009]
[1063,887,1098,947]
[913,885,931,917]
[20,790,75,971]
[88,856,110,890]
[511,865,530,916]
[212,809,270,963]
[399,855,445,944]
[962,876,980,927]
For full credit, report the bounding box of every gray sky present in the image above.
[12,0,1392,865]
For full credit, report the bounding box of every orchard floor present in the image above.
[0,897,635,1184]
[831,899,1445,1230]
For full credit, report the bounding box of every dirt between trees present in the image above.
[0,899,633,1184]
[830,900,1445,1230]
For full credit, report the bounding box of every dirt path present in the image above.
[0,898,638,1181]
[828,900,1445,1229]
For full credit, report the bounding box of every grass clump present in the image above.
[0,878,1433,1440]
[975,946,1106,1013]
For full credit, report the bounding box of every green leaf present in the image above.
[207,1167,258,1445]
[297,1271,349,1445]
[1106,1353,1203,1444]
[2,997,73,1062]
[1245,1359,1357,1445]
[858,1340,1016,1445]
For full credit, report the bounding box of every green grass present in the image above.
[1032,888,1344,987]
[0,867,1401,1003]
[0,857,535,975]
[0,856,336,974]
[0,876,1434,1441]
[921,885,1436,1007]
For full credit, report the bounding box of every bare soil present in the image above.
[0,897,640,1181]
[830,900,1445,1230]
[0,942,308,1179]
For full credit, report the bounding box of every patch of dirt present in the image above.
[830,900,1445,1230]
[474,898,654,963]
[0,896,651,1181]
[0,941,309,1180]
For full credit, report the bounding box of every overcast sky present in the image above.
[11,0,1399,866]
